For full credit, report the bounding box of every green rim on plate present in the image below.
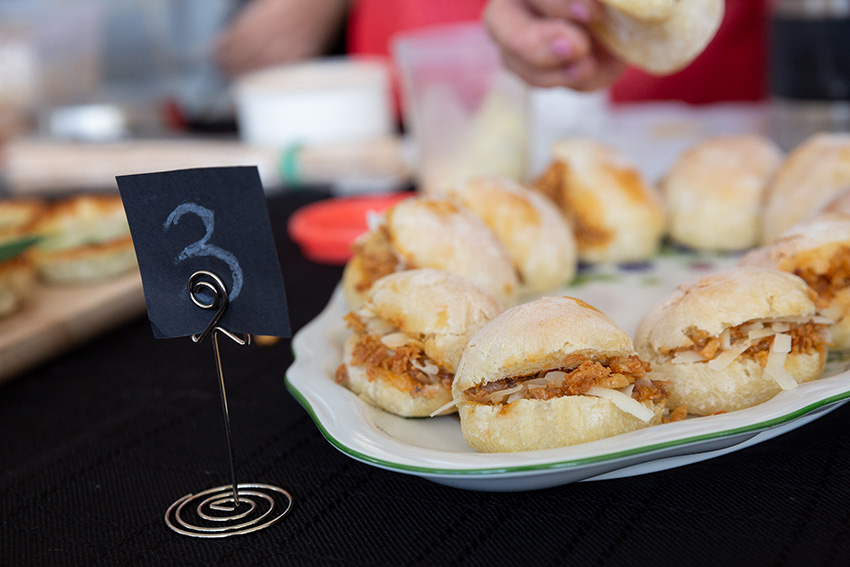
[285,376,850,477]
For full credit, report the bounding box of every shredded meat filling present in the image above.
[354,227,401,292]
[463,354,666,405]
[344,314,452,395]
[667,322,827,367]
[794,247,850,302]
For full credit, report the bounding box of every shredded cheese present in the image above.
[587,386,655,422]
[764,333,797,390]
[429,398,458,417]
[707,341,752,371]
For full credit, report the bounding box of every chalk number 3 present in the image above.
[164,203,243,301]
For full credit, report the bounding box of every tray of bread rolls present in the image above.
[286,133,850,491]
[0,194,144,384]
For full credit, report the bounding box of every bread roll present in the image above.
[31,195,136,284]
[0,199,45,317]
[342,196,517,307]
[592,0,724,75]
[741,215,850,349]
[534,139,664,263]
[760,133,850,244]
[601,0,677,22]
[663,135,782,251]
[446,176,577,294]
[338,269,501,417]
[635,267,828,416]
[453,296,666,452]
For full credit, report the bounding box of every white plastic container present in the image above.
[233,58,393,148]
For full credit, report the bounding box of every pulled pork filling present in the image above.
[462,354,666,407]
[353,227,405,292]
[661,317,829,391]
[664,320,827,366]
[337,312,451,395]
[793,247,850,302]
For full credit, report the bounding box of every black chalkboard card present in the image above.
[117,167,290,340]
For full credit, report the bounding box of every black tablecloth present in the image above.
[3,190,850,566]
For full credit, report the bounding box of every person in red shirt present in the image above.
[215,0,768,104]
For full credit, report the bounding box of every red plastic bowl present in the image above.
[287,192,413,264]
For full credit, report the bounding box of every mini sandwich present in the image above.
[741,215,850,349]
[534,139,664,264]
[31,195,137,284]
[342,195,517,308]
[0,200,44,317]
[336,269,501,417]
[446,176,577,294]
[663,135,782,251]
[760,133,850,244]
[592,0,724,76]
[452,296,667,453]
[635,267,830,416]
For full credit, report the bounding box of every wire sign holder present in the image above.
[164,271,292,538]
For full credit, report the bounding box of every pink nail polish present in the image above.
[570,2,591,23]
[565,63,585,81]
[551,38,573,58]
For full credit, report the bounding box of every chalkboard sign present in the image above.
[117,167,290,339]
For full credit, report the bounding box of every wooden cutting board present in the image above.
[0,271,146,384]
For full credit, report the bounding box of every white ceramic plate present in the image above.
[286,252,850,491]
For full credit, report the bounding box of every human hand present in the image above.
[215,0,348,77]
[484,0,625,91]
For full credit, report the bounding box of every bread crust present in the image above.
[452,296,664,452]
[0,256,35,317]
[592,0,724,75]
[459,396,663,453]
[651,351,823,416]
[761,133,850,244]
[454,296,635,392]
[343,196,517,307]
[341,269,500,417]
[366,269,502,373]
[600,0,677,22]
[342,335,454,417]
[740,215,850,349]
[447,177,577,293]
[537,139,664,263]
[640,267,819,353]
[32,195,136,284]
[663,135,782,251]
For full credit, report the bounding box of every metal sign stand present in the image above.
[164,271,292,538]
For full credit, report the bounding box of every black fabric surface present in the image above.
[3,190,850,566]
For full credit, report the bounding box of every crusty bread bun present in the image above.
[338,269,501,417]
[819,185,850,216]
[634,267,828,416]
[741,215,850,349]
[31,195,136,285]
[342,196,517,308]
[0,255,35,317]
[453,296,666,452]
[760,133,850,244]
[0,199,45,317]
[662,135,782,251]
[446,176,577,294]
[534,139,664,264]
[592,0,724,76]
[601,0,677,22]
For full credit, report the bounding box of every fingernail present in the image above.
[570,2,591,23]
[551,38,574,58]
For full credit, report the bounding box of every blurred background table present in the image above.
[3,188,850,566]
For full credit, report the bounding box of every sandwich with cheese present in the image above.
[0,200,43,317]
[336,268,501,417]
[635,267,829,416]
[534,139,664,264]
[342,195,517,308]
[446,176,577,294]
[741,215,850,350]
[452,296,667,452]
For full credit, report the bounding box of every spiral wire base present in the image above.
[165,483,293,538]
